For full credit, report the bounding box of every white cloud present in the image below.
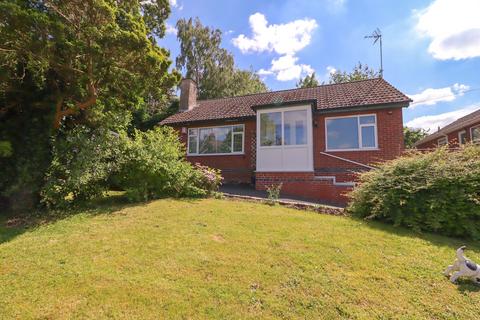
[406,104,480,132]
[235,13,317,82]
[258,54,314,81]
[408,83,470,108]
[165,23,177,36]
[415,0,480,60]
[169,0,177,7]
[233,13,317,55]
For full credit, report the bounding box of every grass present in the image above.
[1,198,479,319]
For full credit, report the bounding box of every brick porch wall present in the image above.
[255,172,353,206]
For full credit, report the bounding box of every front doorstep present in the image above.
[255,172,353,206]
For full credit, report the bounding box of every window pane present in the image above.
[326,117,359,150]
[199,128,216,154]
[260,112,282,146]
[188,136,198,154]
[188,128,197,136]
[199,127,232,154]
[359,115,375,125]
[217,127,232,153]
[284,110,307,145]
[361,126,376,148]
[233,133,243,152]
[473,127,480,142]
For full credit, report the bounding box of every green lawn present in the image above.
[1,198,479,319]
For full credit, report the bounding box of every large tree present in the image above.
[328,62,379,84]
[0,0,179,129]
[0,0,179,209]
[176,17,267,99]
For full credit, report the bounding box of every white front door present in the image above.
[256,104,313,172]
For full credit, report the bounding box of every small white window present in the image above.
[458,130,467,145]
[326,114,377,151]
[187,125,244,155]
[471,126,480,144]
[437,136,448,146]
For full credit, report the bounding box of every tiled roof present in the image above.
[414,107,480,146]
[161,78,411,125]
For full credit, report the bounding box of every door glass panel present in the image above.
[284,110,307,145]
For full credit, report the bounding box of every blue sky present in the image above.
[159,0,480,132]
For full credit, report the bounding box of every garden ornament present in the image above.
[444,246,480,284]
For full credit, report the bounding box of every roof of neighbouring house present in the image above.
[414,107,480,147]
[160,77,411,125]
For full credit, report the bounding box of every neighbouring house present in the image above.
[161,78,411,205]
[415,108,480,149]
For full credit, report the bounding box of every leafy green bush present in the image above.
[41,126,123,209]
[114,127,220,202]
[41,126,223,208]
[348,144,480,239]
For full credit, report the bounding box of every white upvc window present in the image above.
[325,114,378,151]
[458,130,467,145]
[437,136,448,146]
[187,124,244,155]
[471,125,480,144]
[259,109,308,147]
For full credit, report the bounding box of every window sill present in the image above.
[325,148,379,152]
[187,153,245,157]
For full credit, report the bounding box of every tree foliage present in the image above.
[403,127,429,149]
[0,0,179,129]
[0,0,179,210]
[176,17,267,99]
[328,62,379,84]
[296,72,319,88]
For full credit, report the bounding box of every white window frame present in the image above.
[437,136,448,146]
[187,124,245,156]
[325,114,378,152]
[458,130,467,145]
[471,125,480,144]
[258,105,309,149]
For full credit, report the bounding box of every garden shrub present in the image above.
[41,126,223,208]
[41,126,123,209]
[348,144,480,239]
[115,127,222,202]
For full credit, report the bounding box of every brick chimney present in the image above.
[179,78,197,112]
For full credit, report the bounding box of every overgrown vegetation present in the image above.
[41,127,222,208]
[348,144,480,239]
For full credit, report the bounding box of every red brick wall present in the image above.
[255,172,352,206]
[174,119,256,183]
[312,108,404,181]
[416,120,480,149]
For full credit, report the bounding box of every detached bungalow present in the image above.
[161,78,411,205]
[415,108,480,149]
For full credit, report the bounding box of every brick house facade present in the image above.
[162,78,411,205]
[415,108,480,149]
